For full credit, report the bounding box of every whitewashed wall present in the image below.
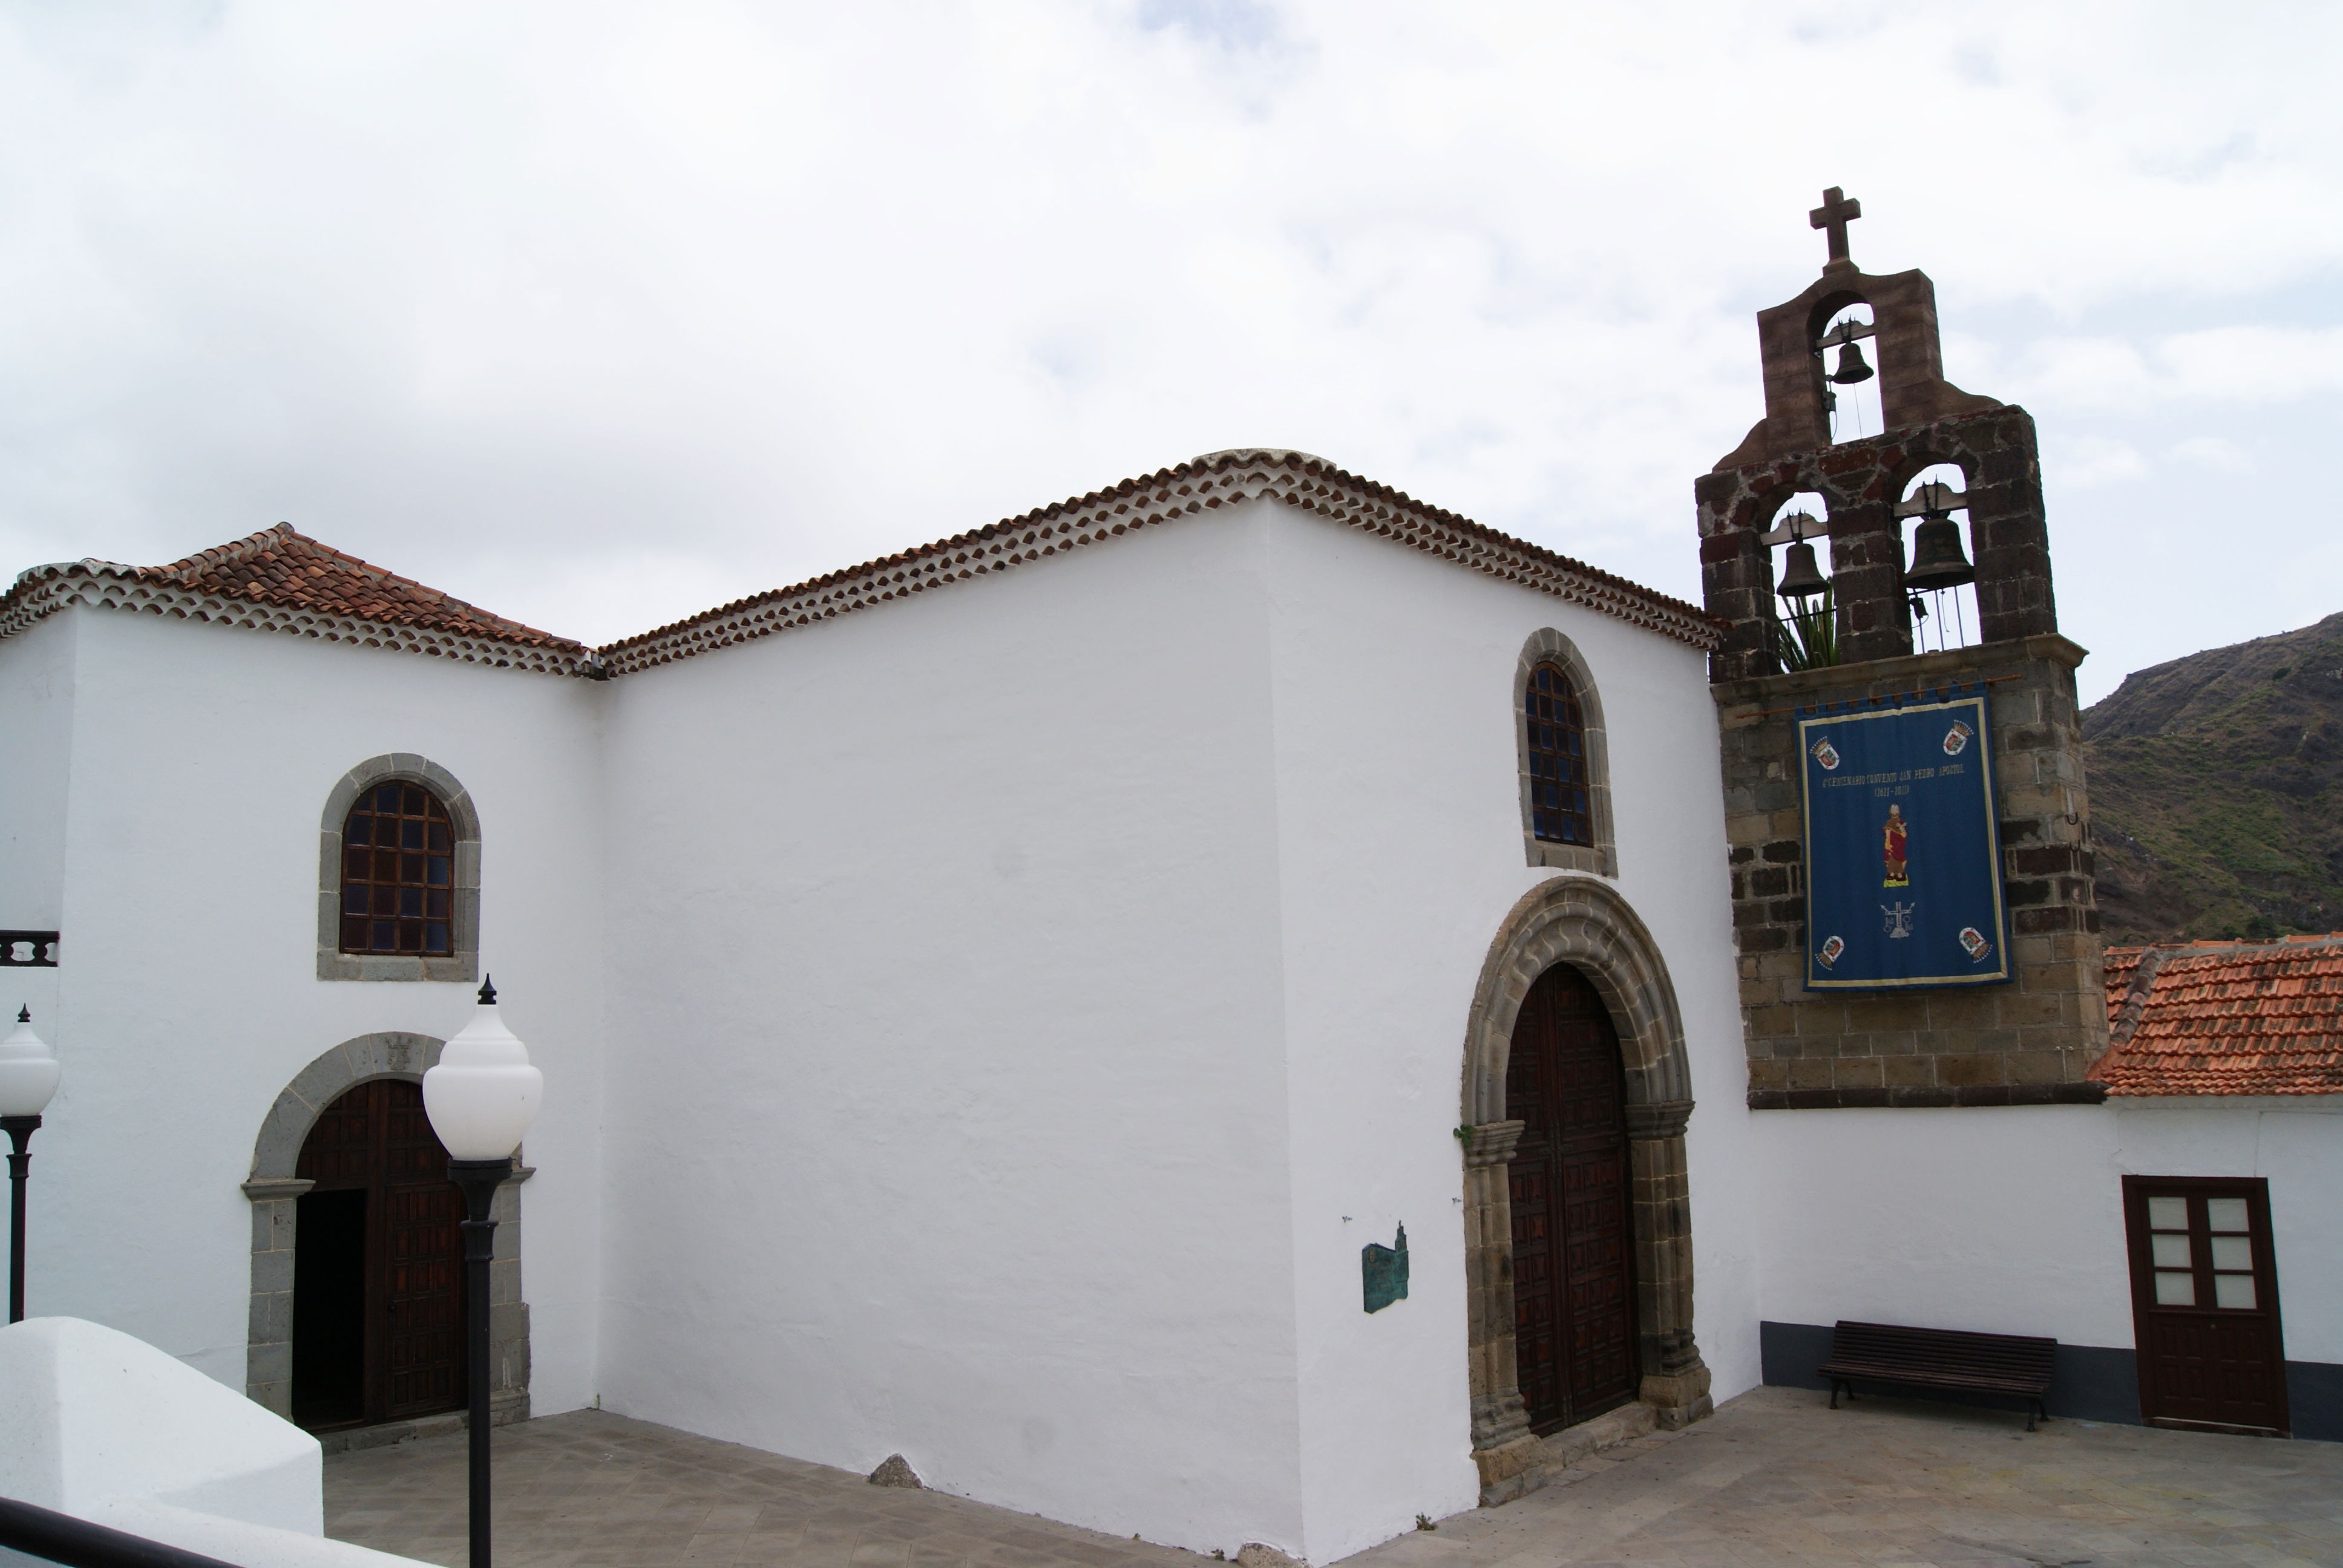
[595,495,1753,1563]
[1751,1099,2343,1364]
[1256,506,1757,1564]
[0,607,607,1414]
[0,612,74,1033]
[596,506,1305,1555]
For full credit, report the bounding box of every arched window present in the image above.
[1513,630,1616,876]
[339,782,456,956]
[1525,664,1591,846]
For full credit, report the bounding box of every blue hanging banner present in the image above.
[1798,688,2010,990]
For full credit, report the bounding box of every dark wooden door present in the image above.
[1507,964,1640,1434]
[2123,1176,2289,1436]
[293,1080,467,1431]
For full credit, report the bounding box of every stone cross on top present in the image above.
[1809,186,1861,268]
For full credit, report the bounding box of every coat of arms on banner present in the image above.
[1810,737,1840,771]
[1942,720,1973,756]
[1817,935,1845,968]
[1959,926,1993,962]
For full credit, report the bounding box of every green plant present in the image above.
[1769,584,1839,671]
[1452,1125,1473,1149]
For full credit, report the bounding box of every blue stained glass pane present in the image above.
[371,920,394,949]
[1568,734,1582,756]
[1541,784,1559,807]
[342,888,368,915]
[346,818,372,846]
[1575,790,1588,812]
[1535,668,1553,691]
[399,887,422,917]
[372,785,400,811]
[428,857,451,886]
[425,923,449,952]
[401,821,425,850]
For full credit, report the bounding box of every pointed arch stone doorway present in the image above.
[1461,877,1711,1504]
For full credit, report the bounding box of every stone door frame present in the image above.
[1460,875,1711,1504]
[242,1031,532,1426]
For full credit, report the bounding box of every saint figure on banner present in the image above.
[1883,804,1910,887]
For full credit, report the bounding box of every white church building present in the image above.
[0,212,2335,1567]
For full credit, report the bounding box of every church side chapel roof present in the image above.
[0,523,591,676]
[2091,934,2343,1096]
[0,451,1720,678]
[595,449,1723,675]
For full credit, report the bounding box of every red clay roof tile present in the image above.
[133,524,585,655]
[2091,934,2343,1096]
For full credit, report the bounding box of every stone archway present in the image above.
[1460,876,1710,1503]
[241,1031,531,1427]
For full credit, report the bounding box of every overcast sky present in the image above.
[2,2,2337,702]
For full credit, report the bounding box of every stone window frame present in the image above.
[243,1030,532,1428]
[1458,875,1708,1506]
[318,754,481,982]
[1514,630,1617,877]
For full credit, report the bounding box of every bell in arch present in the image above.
[1904,512,1976,591]
[1828,335,1873,385]
[1776,518,1830,603]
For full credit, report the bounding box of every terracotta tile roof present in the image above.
[0,451,1722,679]
[137,524,585,653]
[0,524,591,676]
[2091,934,2343,1096]
[597,448,1725,675]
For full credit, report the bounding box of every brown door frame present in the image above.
[2122,1174,2290,1437]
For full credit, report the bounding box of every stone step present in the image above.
[1531,1400,1657,1477]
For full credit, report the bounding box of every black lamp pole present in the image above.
[2,1113,37,1324]
[447,1157,511,1568]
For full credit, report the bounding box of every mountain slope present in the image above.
[2082,612,2343,944]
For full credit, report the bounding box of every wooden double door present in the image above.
[2123,1176,2290,1436]
[1507,964,1640,1434]
[292,1080,468,1431]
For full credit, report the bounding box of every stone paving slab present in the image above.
[326,1387,2343,1568]
[1349,1387,2343,1568]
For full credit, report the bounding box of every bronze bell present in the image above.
[1904,514,1976,590]
[1777,537,1829,603]
[1829,336,1873,385]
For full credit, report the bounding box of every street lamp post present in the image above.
[422,978,543,1568]
[0,1007,61,1325]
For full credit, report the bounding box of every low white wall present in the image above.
[1257,506,1757,1563]
[0,1316,426,1567]
[1751,1097,2343,1362]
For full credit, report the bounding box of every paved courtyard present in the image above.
[324,1386,2343,1568]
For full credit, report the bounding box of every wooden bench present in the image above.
[1817,1320,2056,1431]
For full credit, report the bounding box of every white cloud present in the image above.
[2047,436,2149,491]
[0,1,2336,659]
[2171,436,2255,475]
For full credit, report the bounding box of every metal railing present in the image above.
[0,1498,242,1568]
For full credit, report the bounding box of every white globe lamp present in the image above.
[424,978,543,1160]
[1,1006,59,1324]
[422,976,544,1568]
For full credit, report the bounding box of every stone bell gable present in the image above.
[1700,190,2108,1111]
